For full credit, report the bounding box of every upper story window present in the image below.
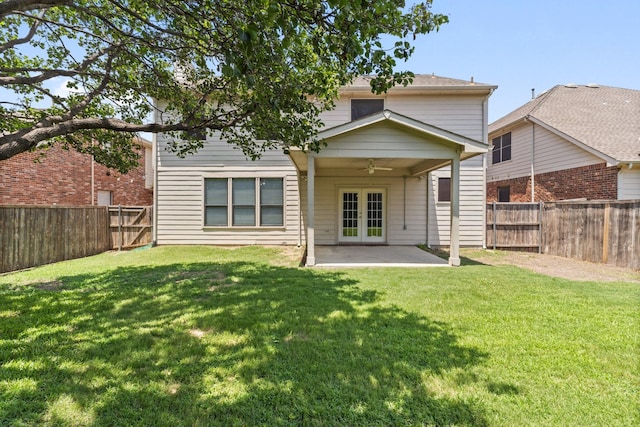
[184,128,207,141]
[492,132,511,164]
[351,99,384,121]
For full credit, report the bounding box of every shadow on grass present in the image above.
[418,245,487,267]
[1,260,489,426]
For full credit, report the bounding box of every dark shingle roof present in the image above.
[489,84,640,163]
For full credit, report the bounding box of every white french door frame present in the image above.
[338,188,386,244]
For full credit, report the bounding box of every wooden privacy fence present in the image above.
[0,206,111,274]
[487,201,640,269]
[108,205,153,250]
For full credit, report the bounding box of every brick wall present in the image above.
[0,145,153,206]
[487,163,619,202]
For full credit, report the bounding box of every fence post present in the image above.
[492,201,497,250]
[118,205,123,251]
[602,202,610,264]
[538,201,543,254]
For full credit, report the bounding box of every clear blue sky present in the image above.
[402,0,640,122]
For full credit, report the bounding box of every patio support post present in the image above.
[306,155,316,266]
[449,155,461,266]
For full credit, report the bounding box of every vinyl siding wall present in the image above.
[428,156,486,247]
[488,123,602,182]
[307,176,428,246]
[156,92,488,247]
[155,103,303,245]
[321,93,487,247]
[323,94,485,141]
[618,168,640,200]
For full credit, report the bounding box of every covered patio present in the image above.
[289,110,488,267]
[313,245,448,268]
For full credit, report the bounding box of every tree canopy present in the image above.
[0,0,448,172]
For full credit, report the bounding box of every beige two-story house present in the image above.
[153,75,497,266]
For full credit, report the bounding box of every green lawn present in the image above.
[0,246,638,426]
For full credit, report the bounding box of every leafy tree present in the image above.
[0,0,448,172]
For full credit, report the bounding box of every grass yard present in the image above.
[0,246,638,426]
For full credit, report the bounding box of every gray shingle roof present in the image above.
[349,74,494,88]
[489,84,640,163]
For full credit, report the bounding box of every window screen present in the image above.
[351,99,384,121]
[260,178,284,226]
[438,177,451,202]
[492,132,512,164]
[232,178,256,226]
[498,186,511,203]
[204,179,228,226]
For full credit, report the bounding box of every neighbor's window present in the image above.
[204,178,284,227]
[96,190,113,206]
[438,177,451,202]
[492,132,512,164]
[498,186,511,202]
[351,99,384,121]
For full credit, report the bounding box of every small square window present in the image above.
[498,186,511,203]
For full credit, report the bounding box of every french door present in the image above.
[338,188,386,243]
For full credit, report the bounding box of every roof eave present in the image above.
[340,85,498,96]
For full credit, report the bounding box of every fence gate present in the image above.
[486,202,543,253]
[108,206,153,250]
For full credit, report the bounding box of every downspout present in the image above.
[425,173,430,248]
[531,121,536,202]
[91,155,95,205]
[403,175,407,230]
[297,172,303,247]
[152,133,159,246]
[481,95,490,248]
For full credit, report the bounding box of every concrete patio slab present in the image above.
[313,245,449,268]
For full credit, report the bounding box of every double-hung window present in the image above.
[492,132,512,164]
[205,178,284,227]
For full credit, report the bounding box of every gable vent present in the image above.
[586,83,600,88]
[564,83,578,88]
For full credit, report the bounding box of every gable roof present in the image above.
[318,109,487,155]
[489,84,640,163]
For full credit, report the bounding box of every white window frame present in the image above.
[203,176,285,228]
[492,132,512,164]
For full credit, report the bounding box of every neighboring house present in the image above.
[487,84,640,202]
[0,137,153,206]
[153,75,497,265]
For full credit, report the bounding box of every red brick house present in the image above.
[0,137,153,206]
[487,84,640,202]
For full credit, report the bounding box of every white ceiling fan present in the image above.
[362,158,393,174]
